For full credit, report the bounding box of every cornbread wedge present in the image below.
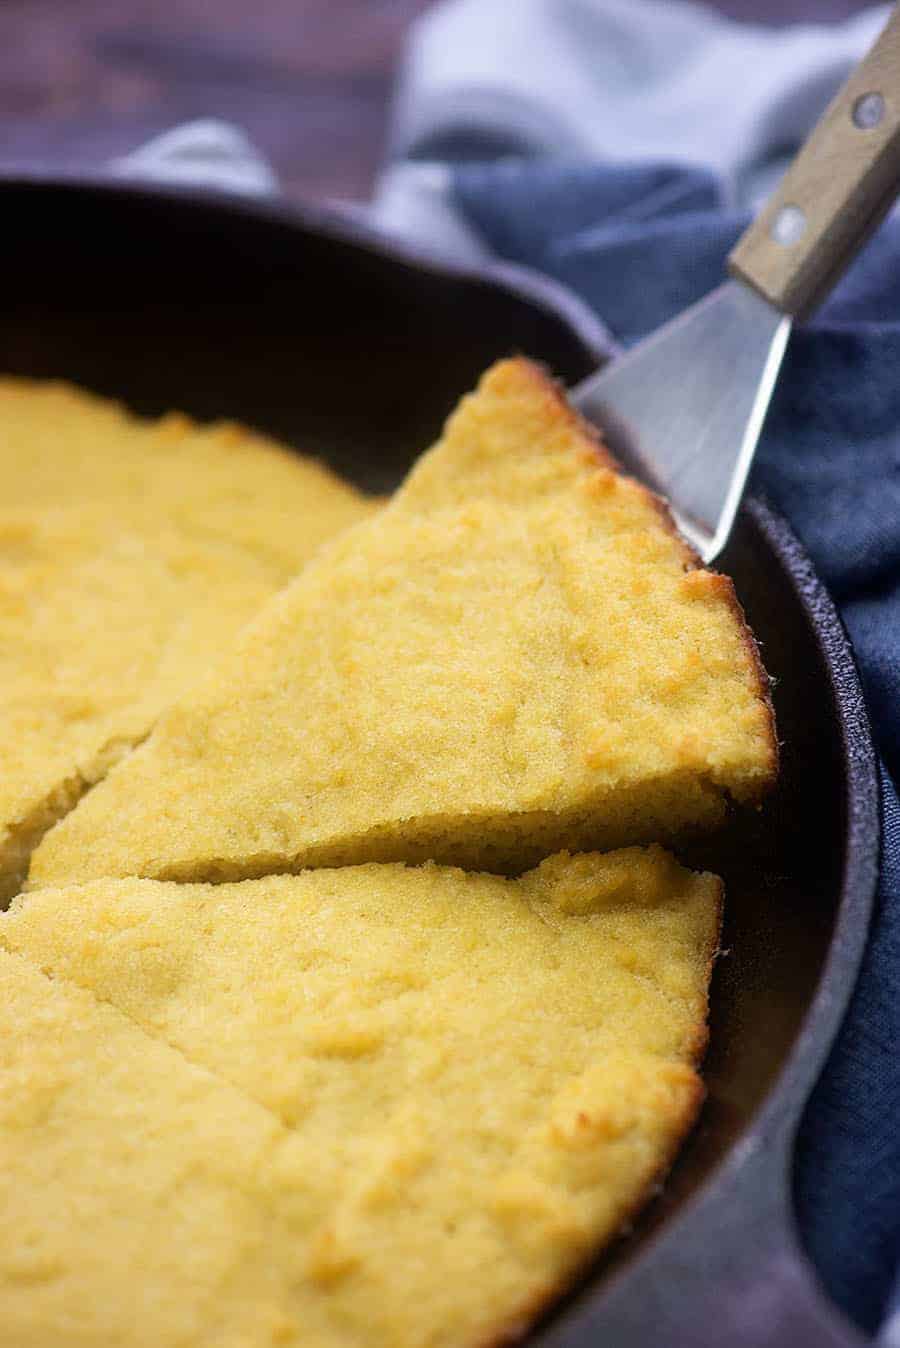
[30,358,775,888]
[0,382,374,898]
[2,848,720,1347]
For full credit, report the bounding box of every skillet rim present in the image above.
[0,164,618,371]
[738,496,880,1133]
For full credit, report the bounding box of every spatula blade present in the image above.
[572,281,791,562]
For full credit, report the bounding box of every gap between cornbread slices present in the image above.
[28,357,776,890]
[0,382,376,901]
[1,847,720,1348]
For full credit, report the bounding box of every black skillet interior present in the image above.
[0,176,879,1344]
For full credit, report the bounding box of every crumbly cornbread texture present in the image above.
[0,381,374,898]
[0,949,315,1348]
[1,848,719,1347]
[30,358,775,888]
[0,378,372,574]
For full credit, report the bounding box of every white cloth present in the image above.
[112,119,277,196]
[372,0,888,257]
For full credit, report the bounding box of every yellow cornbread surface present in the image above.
[0,377,373,575]
[0,507,284,902]
[0,949,310,1348]
[1,848,719,1348]
[31,358,775,888]
[0,381,374,898]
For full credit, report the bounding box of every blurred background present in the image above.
[0,0,878,204]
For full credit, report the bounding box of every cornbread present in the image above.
[0,949,309,1348]
[0,378,373,575]
[0,382,374,898]
[30,358,775,888]
[1,847,720,1347]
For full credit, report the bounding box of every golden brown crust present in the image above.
[512,356,623,475]
[478,1072,708,1348]
[476,872,724,1348]
[516,357,778,804]
[514,357,697,565]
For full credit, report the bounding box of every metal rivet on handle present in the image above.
[852,91,885,128]
[770,205,807,246]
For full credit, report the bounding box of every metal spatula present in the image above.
[573,6,900,562]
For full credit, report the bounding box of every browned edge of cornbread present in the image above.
[509,357,779,804]
[476,871,724,1348]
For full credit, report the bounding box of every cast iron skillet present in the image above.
[0,172,879,1347]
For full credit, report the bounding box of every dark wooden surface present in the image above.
[0,0,876,203]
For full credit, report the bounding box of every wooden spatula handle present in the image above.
[729,6,900,318]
